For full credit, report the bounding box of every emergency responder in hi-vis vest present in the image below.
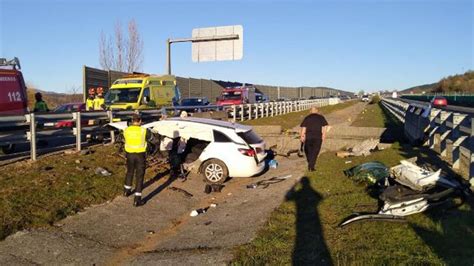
[86,88,95,111]
[86,94,95,111]
[123,114,152,207]
[94,92,105,110]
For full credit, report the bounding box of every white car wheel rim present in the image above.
[205,163,224,182]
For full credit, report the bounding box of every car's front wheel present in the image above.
[201,159,228,184]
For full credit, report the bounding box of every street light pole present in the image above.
[166,39,171,75]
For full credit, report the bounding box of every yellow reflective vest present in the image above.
[93,97,105,110]
[86,99,94,111]
[124,126,147,153]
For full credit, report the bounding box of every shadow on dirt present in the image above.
[142,169,175,204]
[285,176,332,265]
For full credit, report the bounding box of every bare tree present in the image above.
[99,31,115,70]
[127,19,144,73]
[115,21,125,72]
[99,19,144,72]
[67,85,83,102]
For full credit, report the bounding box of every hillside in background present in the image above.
[400,82,437,94]
[26,87,82,110]
[402,70,474,94]
[434,71,474,92]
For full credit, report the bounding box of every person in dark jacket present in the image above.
[300,107,330,171]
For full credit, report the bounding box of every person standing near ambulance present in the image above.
[123,114,153,207]
[93,92,105,110]
[86,88,95,111]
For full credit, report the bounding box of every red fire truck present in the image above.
[0,57,28,154]
[0,57,28,116]
[216,85,256,106]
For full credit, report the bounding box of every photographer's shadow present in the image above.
[286,176,332,265]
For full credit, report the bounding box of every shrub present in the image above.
[370,95,381,104]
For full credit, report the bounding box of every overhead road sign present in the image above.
[166,25,243,74]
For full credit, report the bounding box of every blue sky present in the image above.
[1,0,472,93]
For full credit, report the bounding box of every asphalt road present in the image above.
[399,98,474,116]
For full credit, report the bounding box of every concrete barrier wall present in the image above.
[381,98,474,186]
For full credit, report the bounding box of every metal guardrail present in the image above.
[0,98,340,162]
[381,98,474,186]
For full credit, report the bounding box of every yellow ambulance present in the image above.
[104,74,180,110]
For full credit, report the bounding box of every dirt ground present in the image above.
[0,102,366,265]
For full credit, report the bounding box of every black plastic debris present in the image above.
[168,186,193,198]
[246,175,292,189]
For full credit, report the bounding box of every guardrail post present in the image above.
[436,111,450,154]
[451,113,468,169]
[29,113,37,161]
[265,103,269,117]
[240,104,244,121]
[427,109,441,148]
[270,102,274,117]
[74,112,82,151]
[470,118,474,186]
[232,105,237,123]
[108,110,115,143]
[248,104,252,120]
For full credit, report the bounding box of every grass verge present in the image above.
[233,105,474,265]
[241,100,357,130]
[351,102,386,128]
[0,146,161,240]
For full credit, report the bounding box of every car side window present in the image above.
[141,87,150,104]
[213,130,232,143]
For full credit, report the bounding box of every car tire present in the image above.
[1,144,16,154]
[201,159,228,184]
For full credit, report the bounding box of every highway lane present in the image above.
[399,98,474,116]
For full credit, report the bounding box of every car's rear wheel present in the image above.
[1,144,16,154]
[201,159,228,184]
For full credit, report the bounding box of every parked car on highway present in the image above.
[109,117,267,184]
[179,97,210,112]
[255,93,269,103]
[53,102,86,113]
[47,102,86,128]
[430,96,448,107]
[361,94,370,102]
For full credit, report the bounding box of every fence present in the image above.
[0,98,339,162]
[381,98,474,186]
[83,66,350,104]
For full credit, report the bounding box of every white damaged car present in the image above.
[109,117,267,184]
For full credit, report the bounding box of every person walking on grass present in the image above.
[300,106,330,172]
[123,114,153,207]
